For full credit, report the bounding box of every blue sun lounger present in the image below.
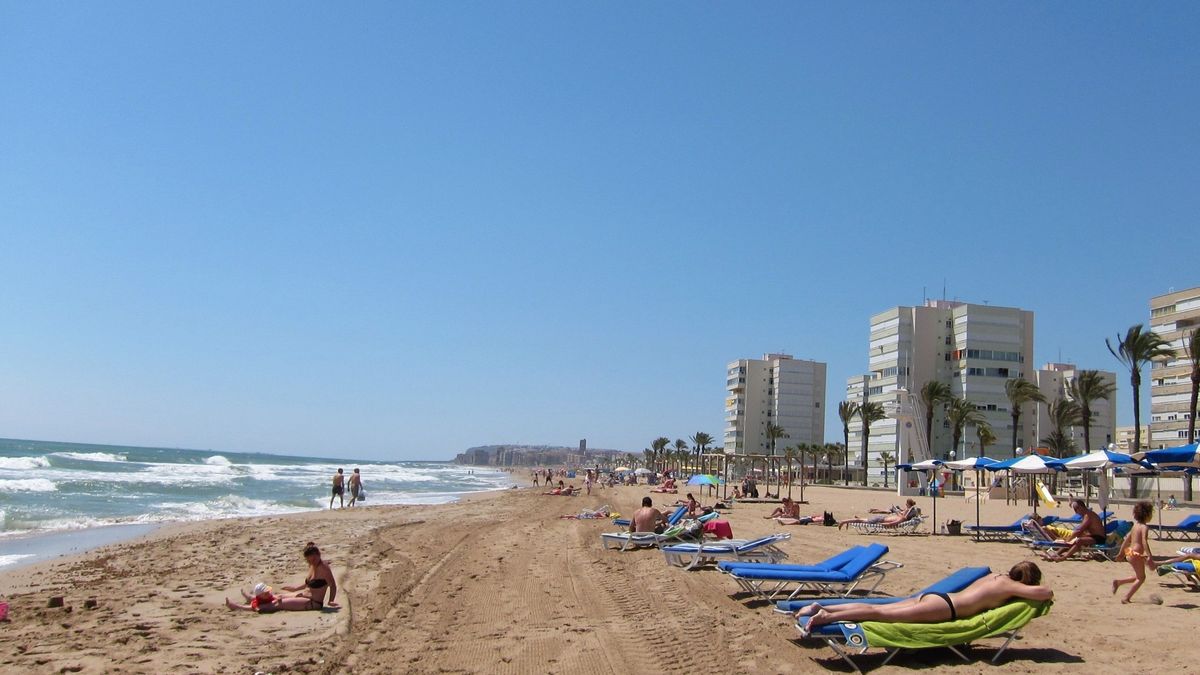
[612,504,687,529]
[1152,514,1200,541]
[773,566,991,614]
[796,599,1052,672]
[724,543,901,601]
[966,517,1032,542]
[661,533,790,570]
[718,545,864,575]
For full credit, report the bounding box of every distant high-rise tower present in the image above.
[1150,286,1200,448]
[1033,363,1117,453]
[724,354,826,454]
[846,301,1035,483]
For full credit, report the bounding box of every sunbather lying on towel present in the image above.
[765,497,800,520]
[543,484,578,495]
[774,513,822,525]
[837,499,918,530]
[796,561,1052,636]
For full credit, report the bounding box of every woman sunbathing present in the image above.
[650,479,678,493]
[774,513,822,525]
[837,499,918,530]
[796,561,1052,635]
[765,497,800,520]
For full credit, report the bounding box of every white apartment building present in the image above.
[1033,363,1118,454]
[846,300,1035,484]
[724,353,826,455]
[1150,286,1200,448]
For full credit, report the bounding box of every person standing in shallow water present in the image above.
[330,468,345,509]
[347,468,362,507]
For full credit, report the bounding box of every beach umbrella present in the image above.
[614,466,630,472]
[944,457,998,537]
[686,474,722,486]
[986,454,1060,515]
[1135,443,1200,468]
[1045,450,1147,521]
[633,467,653,475]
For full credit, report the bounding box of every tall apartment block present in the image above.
[845,300,1035,483]
[724,353,826,454]
[1033,363,1118,452]
[1150,286,1200,447]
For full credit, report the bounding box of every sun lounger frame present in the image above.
[727,559,903,601]
[660,533,791,570]
[814,625,1026,673]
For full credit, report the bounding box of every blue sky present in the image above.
[1,4,1196,460]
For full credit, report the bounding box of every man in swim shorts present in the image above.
[631,497,668,534]
[330,468,345,509]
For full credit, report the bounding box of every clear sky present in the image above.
[1,4,1197,460]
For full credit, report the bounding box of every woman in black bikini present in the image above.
[277,542,338,611]
[796,561,1052,635]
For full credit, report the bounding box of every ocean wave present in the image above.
[203,455,232,466]
[0,478,58,492]
[52,451,127,463]
[0,456,52,470]
[0,553,36,568]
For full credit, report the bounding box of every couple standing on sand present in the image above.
[330,468,364,509]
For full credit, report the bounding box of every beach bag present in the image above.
[823,511,836,527]
[358,489,366,502]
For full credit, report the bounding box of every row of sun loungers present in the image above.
[1153,514,1200,540]
[594,506,1055,670]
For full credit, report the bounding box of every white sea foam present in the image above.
[52,451,127,463]
[0,553,36,568]
[203,455,232,466]
[0,478,58,492]
[0,456,52,470]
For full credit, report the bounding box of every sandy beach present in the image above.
[2,481,1197,674]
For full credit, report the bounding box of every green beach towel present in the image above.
[837,600,1052,650]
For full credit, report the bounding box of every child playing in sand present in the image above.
[1113,501,1154,603]
[226,583,280,613]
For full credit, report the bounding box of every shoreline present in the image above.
[0,481,517,574]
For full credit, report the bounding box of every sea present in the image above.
[0,437,512,567]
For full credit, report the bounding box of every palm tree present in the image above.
[857,402,886,485]
[1107,324,1176,452]
[642,449,653,469]
[920,381,953,458]
[1066,369,1116,453]
[1005,378,1047,458]
[651,437,671,473]
[1185,328,1200,501]
[795,443,809,502]
[674,439,688,474]
[783,445,796,500]
[823,444,842,484]
[765,422,789,457]
[879,451,895,488]
[947,397,985,460]
[1041,397,1083,458]
[690,431,713,476]
[975,422,997,457]
[838,401,859,486]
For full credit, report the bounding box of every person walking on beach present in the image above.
[330,468,345,509]
[1113,501,1154,603]
[347,468,363,507]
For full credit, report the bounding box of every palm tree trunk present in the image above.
[1131,371,1142,495]
[1010,411,1020,458]
[1187,373,1198,501]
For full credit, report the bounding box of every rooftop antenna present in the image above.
[942,278,946,301]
